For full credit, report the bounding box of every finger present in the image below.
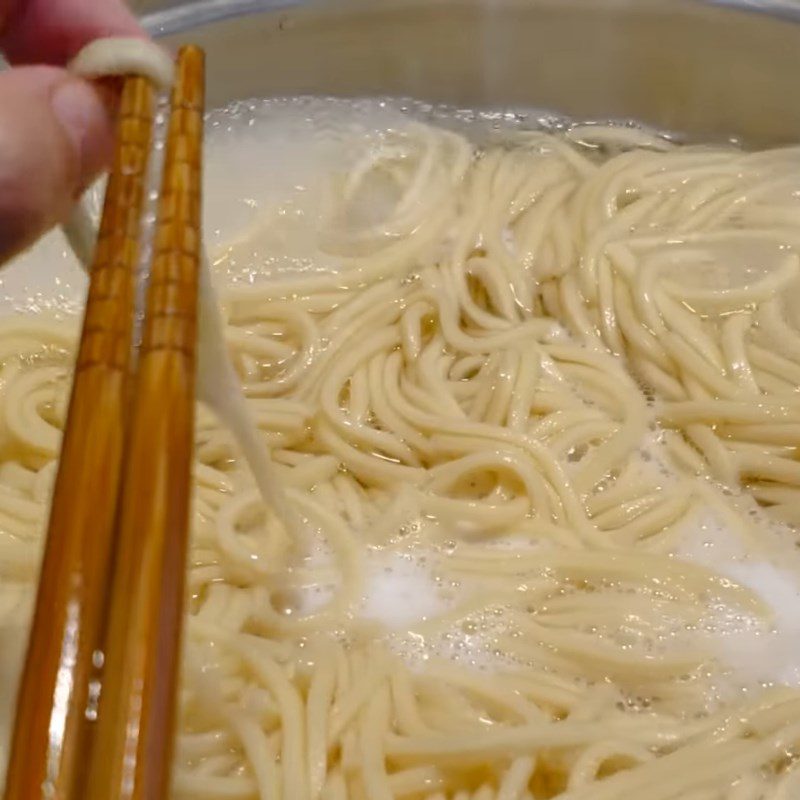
[1,0,144,65]
[0,66,114,263]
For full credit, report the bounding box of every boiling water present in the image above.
[3,98,800,771]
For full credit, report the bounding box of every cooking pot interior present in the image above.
[147,0,800,145]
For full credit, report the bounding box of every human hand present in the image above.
[0,0,145,262]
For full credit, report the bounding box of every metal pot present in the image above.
[143,0,800,145]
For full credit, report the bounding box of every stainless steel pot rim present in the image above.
[143,0,299,37]
[142,0,800,38]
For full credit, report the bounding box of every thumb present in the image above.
[0,65,113,263]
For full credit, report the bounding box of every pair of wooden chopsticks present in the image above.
[4,46,205,800]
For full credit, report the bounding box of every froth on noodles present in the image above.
[3,97,800,798]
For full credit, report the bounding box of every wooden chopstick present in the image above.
[4,76,155,800]
[81,46,206,800]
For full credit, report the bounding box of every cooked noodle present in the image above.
[2,42,800,800]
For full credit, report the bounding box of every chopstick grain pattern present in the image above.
[4,76,155,800]
[83,45,205,800]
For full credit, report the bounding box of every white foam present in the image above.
[389,617,516,674]
[202,97,440,284]
[360,550,452,629]
[293,543,455,630]
[675,502,800,692]
[287,519,517,672]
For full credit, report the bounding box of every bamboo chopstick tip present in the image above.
[169,46,205,113]
[177,44,205,61]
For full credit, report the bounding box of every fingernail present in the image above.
[50,78,111,178]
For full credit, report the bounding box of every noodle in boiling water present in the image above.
[1,40,800,800]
